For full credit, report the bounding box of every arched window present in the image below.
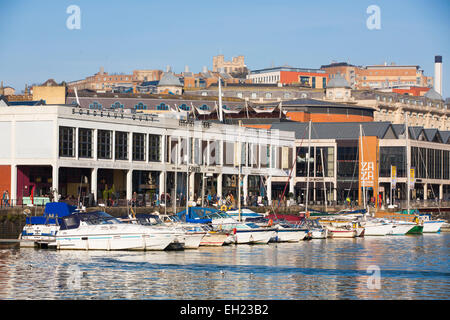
[111,101,124,109]
[200,104,209,111]
[157,103,168,111]
[134,102,147,110]
[89,101,102,110]
[179,104,190,111]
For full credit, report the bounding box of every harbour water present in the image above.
[0,233,449,300]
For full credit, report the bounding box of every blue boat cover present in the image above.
[44,202,77,217]
[176,207,219,224]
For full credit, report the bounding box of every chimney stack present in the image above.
[434,55,442,96]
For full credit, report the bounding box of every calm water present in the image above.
[0,233,449,300]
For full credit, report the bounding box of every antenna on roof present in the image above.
[74,87,80,106]
[218,76,224,123]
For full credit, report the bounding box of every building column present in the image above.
[126,169,133,200]
[423,183,428,200]
[217,173,223,201]
[333,183,337,202]
[10,165,17,205]
[267,176,272,205]
[52,165,59,201]
[439,184,444,200]
[243,174,248,205]
[91,167,98,202]
[159,171,165,200]
[189,172,195,202]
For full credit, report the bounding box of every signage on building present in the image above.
[358,136,379,205]
[409,167,416,189]
[391,165,397,189]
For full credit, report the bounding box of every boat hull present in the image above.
[390,224,415,235]
[183,232,206,249]
[310,229,327,239]
[406,225,423,234]
[422,221,445,233]
[235,230,275,244]
[200,232,228,246]
[364,224,393,236]
[55,225,176,251]
[276,229,308,242]
[327,229,356,238]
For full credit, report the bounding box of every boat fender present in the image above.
[233,228,237,235]
[268,219,273,227]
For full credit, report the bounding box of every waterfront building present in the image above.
[247,66,328,88]
[321,61,433,91]
[212,55,247,74]
[0,99,295,207]
[67,67,163,93]
[270,121,450,205]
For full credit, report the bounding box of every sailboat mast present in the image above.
[360,124,366,210]
[406,114,410,213]
[305,121,312,213]
[320,148,328,212]
[218,76,223,122]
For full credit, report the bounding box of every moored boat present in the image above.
[326,226,356,238]
[54,211,176,251]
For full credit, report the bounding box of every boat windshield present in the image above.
[136,214,163,226]
[77,212,122,225]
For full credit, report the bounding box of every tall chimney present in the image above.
[434,55,442,96]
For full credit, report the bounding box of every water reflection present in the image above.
[0,234,449,299]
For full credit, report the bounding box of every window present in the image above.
[312,77,316,88]
[251,92,257,99]
[89,101,102,110]
[265,92,272,99]
[132,133,146,161]
[134,102,147,110]
[115,131,128,160]
[59,126,75,157]
[111,101,124,110]
[179,104,190,111]
[98,130,112,159]
[200,104,209,111]
[157,103,168,111]
[78,128,93,158]
[237,92,243,98]
[148,134,161,162]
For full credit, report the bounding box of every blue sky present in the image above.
[1,0,449,97]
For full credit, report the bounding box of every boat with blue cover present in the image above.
[19,202,77,248]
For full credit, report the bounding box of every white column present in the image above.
[217,173,223,200]
[52,165,59,200]
[189,172,195,201]
[93,129,98,161]
[243,174,248,205]
[267,176,272,205]
[91,167,98,202]
[159,171,165,200]
[424,183,428,200]
[126,169,133,200]
[439,184,443,200]
[10,165,17,205]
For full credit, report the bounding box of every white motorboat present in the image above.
[54,211,176,251]
[19,202,77,248]
[389,221,416,235]
[419,215,446,233]
[274,223,309,242]
[361,221,393,236]
[326,226,356,238]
